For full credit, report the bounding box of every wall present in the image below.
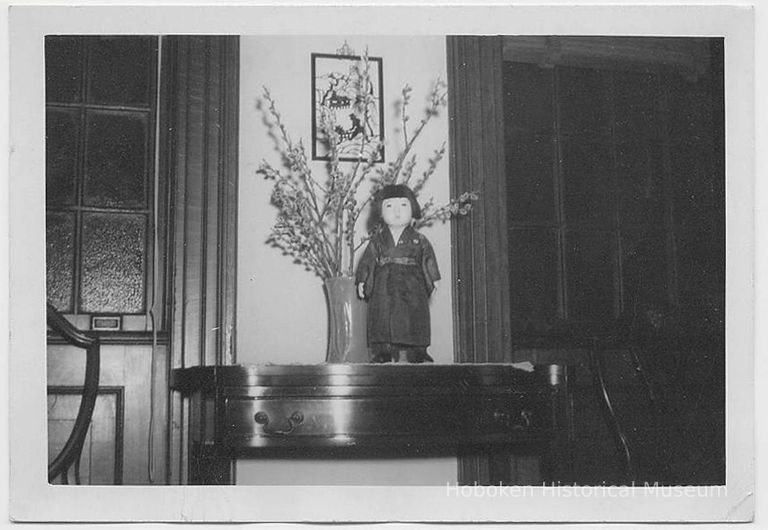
[236,35,456,485]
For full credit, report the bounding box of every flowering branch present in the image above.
[258,53,477,281]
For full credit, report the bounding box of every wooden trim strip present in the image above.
[163,35,239,484]
[47,331,169,346]
[447,34,514,486]
[447,35,511,364]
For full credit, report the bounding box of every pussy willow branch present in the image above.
[264,88,326,198]
[401,85,411,148]
[262,92,339,276]
[385,81,446,185]
[263,90,330,259]
[260,64,473,280]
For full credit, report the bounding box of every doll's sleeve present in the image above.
[421,236,441,295]
[355,240,377,300]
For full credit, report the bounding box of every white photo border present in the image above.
[7,3,754,523]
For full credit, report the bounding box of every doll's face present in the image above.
[381,197,413,228]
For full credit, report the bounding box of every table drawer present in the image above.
[225,392,545,448]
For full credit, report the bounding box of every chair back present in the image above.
[47,303,101,484]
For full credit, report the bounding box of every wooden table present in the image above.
[171,364,550,484]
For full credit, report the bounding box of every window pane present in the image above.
[503,62,553,136]
[670,141,715,225]
[45,36,82,103]
[668,76,713,143]
[46,109,80,206]
[46,212,76,312]
[561,140,614,226]
[506,135,556,224]
[509,228,559,325]
[614,71,658,142]
[558,67,612,139]
[616,141,666,227]
[87,37,154,106]
[677,233,724,317]
[84,112,148,208]
[565,231,616,320]
[622,229,669,309]
[81,213,146,313]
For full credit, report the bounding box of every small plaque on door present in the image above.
[91,315,122,331]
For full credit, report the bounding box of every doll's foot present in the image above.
[370,352,393,363]
[400,349,434,363]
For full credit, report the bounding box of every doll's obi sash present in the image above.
[378,257,418,266]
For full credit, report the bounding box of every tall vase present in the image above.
[324,276,369,363]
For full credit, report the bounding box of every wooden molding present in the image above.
[162,35,240,486]
[448,35,518,487]
[502,36,712,79]
[447,35,512,364]
[164,36,240,370]
[47,331,169,346]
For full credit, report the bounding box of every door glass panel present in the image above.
[81,212,146,313]
[46,212,76,312]
[84,112,148,209]
[46,109,80,206]
[45,36,83,104]
[46,36,157,319]
[87,36,154,106]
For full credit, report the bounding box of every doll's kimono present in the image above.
[355,225,441,353]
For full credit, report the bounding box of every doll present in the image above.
[355,184,441,363]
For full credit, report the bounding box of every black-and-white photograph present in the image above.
[6,4,755,525]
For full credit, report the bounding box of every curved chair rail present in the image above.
[47,303,101,484]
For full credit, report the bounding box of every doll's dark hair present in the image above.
[374,184,422,220]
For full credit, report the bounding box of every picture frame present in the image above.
[311,53,384,162]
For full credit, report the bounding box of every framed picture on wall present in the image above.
[311,53,384,162]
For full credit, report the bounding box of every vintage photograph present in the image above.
[8,4,755,524]
[43,32,727,488]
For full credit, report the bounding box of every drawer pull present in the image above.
[254,411,304,435]
[517,410,532,429]
[494,409,532,430]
